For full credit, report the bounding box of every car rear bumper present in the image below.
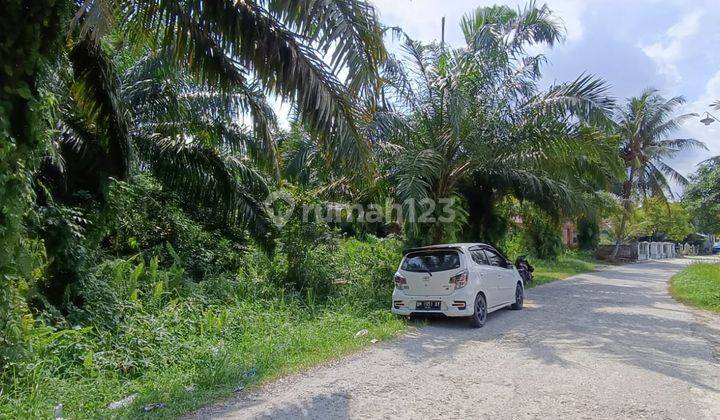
[391,289,475,317]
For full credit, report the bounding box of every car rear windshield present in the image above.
[401,250,461,272]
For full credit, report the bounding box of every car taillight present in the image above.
[394,274,407,289]
[449,270,468,289]
[395,274,407,289]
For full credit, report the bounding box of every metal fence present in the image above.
[596,241,693,261]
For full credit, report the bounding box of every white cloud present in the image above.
[664,70,720,184]
[547,0,587,43]
[641,10,703,84]
[524,0,588,57]
[371,0,472,44]
[371,0,587,47]
[683,70,720,156]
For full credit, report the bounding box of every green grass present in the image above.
[529,251,597,287]
[669,263,720,313]
[1,303,407,419]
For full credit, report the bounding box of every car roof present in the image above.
[403,243,494,255]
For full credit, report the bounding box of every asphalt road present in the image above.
[191,259,720,419]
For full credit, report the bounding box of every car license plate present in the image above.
[415,301,441,310]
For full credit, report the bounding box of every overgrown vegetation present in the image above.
[670,263,720,313]
[1,178,407,418]
[0,0,715,417]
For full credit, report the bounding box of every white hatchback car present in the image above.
[391,243,524,327]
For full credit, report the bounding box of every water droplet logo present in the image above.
[263,191,296,228]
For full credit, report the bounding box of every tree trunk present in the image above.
[460,182,502,243]
[611,168,635,260]
[0,0,68,366]
[611,210,629,260]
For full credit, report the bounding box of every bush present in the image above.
[103,176,249,282]
[276,215,338,298]
[523,209,564,260]
[496,227,526,260]
[275,214,403,305]
[577,217,600,251]
[331,235,403,308]
[495,202,565,260]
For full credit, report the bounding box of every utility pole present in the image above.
[441,16,446,49]
[439,16,446,127]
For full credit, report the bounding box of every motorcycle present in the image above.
[515,255,534,286]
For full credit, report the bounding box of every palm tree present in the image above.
[31,0,389,239]
[70,0,387,168]
[371,3,622,245]
[40,46,277,236]
[24,0,389,308]
[4,0,387,267]
[35,47,288,306]
[611,89,706,256]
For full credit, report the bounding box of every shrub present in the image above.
[523,209,564,260]
[2,178,409,417]
[496,227,527,260]
[577,217,600,251]
[275,214,337,298]
[331,236,403,308]
[103,176,249,281]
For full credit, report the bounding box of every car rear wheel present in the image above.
[511,283,523,310]
[469,293,487,328]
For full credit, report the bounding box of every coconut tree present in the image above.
[610,89,706,257]
[371,3,622,245]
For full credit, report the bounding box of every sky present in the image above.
[368,0,720,188]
